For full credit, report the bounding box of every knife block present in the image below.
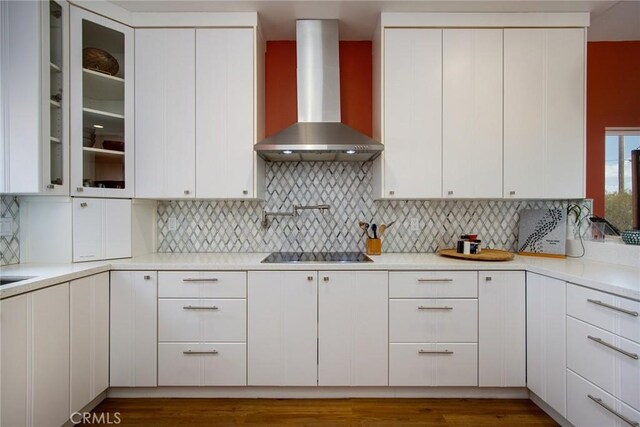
[366,238,382,255]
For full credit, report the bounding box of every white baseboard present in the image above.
[107,386,529,399]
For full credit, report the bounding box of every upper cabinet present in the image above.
[373,14,587,200]
[383,28,442,199]
[503,28,585,199]
[70,6,134,198]
[0,0,69,195]
[135,27,265,199]
[442,29,503,199]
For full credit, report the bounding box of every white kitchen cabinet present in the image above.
[381,28,442,199]
[442,29,503,199]
[318,271,388,386]
[1,283,70,427]
[196,28,256,199]
[110,271,158,387]
[478,271,525,387]
[135,29,196,199]
[70,273,109,413]
[0,0,69,195]
[503,28,585,199]
[527,273,566,416]
[70,6,134,198]
[247,271,318,386]
[73,198,131,262]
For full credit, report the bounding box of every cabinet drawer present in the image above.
[158,272,246,298]
[567,284,640,344]
[389,343,478,386]
[389,272,477,298]
[158,343,246,386]
[389,299,477,343]
[567,369,640,427]
[567,316,640,411]
[158,299,246,342]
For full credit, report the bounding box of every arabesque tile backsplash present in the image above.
[0,195,20,266]
[157,162,578,254]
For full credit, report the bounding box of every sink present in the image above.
[0,276,36,287]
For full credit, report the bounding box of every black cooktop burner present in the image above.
[261,252,373,263]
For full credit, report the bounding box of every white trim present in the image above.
[380,12,590,28]
[605,128,640,137]
[130,12,258,28]
[108,386,529,399]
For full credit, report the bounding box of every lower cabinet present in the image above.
[157,271,247,386]
[1,283,70,427]
[247,271,318,386]
[70,273,109,413]
[389,270,478,386]
[248,271,389,386]
[110,271,158,387]
[478,271,526,387]
[526,272,566,416]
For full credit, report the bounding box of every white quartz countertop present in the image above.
[2,252,639,301]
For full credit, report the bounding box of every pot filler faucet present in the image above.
[261,204,330,229]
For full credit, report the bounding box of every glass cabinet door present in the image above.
[44,0,68,193]
[70,6,134,198]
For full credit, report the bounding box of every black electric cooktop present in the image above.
[261,252,373,263]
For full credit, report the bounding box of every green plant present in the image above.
[605,191,633,231]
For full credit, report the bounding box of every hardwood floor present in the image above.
[90,398,558,426]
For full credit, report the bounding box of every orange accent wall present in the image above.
[265,40,373,138]
[587,41,640,216]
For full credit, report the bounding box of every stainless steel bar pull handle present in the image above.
[418,306,453,310]
[587,299,639,317]
[418,278,453,283]
[588,395,639,426]
[418,350,454,355]
[183,306,219,310]
[588,335,639,360]
[183,350,218,355]
[182,278,219,283]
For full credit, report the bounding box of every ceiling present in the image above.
[111,0,624,40]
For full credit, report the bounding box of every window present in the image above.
[604,128,640,230]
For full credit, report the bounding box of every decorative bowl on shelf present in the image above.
[621,230,640,245]
[102,140,124,152]
[83,47,119,76]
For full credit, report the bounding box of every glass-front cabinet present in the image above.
[70,6,134,198]
[0,0,69,194]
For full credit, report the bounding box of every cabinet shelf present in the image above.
[50,100,61,108]
[83,68,124,101]
[83,108,124,133]
[83,146,125,157]
[50,62,62,72]
[50,136,61,143]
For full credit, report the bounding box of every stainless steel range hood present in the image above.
[254,20,383,162]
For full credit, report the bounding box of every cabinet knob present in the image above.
[447,190,453,195]
[144,275,151,280]
[323,276,329,282]
[485,276,492,282]
[46,184,55,190]
[76,187,84,192]
[307,276,314,281]
[509,191,516,196]
[184,190,190,195]
[80,202,88,208]
[242,190,248,195]
[389,190,395,196]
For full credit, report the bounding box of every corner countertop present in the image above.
[1,252,639,301]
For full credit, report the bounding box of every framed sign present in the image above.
[517,208,567,258]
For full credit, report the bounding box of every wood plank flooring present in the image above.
[90,398,558,426]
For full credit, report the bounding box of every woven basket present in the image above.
[83,48,119,76]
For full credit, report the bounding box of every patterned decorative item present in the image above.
[621,230,640,245]
[83,47,119,76]
[158,162,578,254]
[0,195,20,266]
[517,208,567,257]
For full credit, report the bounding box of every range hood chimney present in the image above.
[254,20,383,162]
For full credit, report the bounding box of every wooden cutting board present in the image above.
[437,248,515,261]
